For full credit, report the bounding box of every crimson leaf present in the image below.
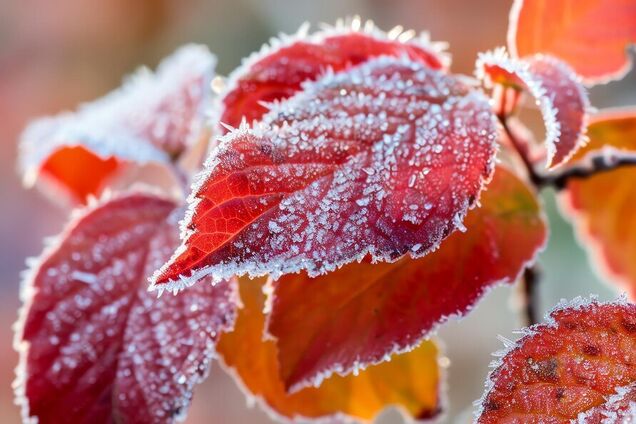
[477,298,636,423]
[152,56,498,291]
[14,192,237,423]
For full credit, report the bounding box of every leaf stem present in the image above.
[497,115,544,187]
[536,151,636,190]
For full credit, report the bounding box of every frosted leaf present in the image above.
[152,56,498,291]
[14,192,237,424]
[476,48,591,168]
[19,45,216,202]
[217,19,449,130]
[477,298,636,423]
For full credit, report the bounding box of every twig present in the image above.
[520,265,541,327]
[537,151,636,190]
[499,115,636,190]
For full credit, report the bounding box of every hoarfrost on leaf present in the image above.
[14,192,237,424]
[575,382,636,423]
[152,56,498,291]
[267,166,546,390]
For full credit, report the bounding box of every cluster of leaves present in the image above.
[13,1,636,423]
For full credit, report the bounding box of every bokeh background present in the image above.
[1,0,634,422]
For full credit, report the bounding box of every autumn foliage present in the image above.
[13,1,636,423]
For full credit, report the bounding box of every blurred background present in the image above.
[0,0,633,422]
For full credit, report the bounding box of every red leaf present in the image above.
[477,299,636,423]
[476,49,591,168]
[576,383,636,423]
[267,166,546,390]
[560,109,636,298]
[152,56,498,291]
[19,45,215,203]
[509,0,636,85]
[219,21,449,129]
[14,193,237,423]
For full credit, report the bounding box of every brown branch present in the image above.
[499,115,636,190]
[537,151,636,190]
[520,265,541,327]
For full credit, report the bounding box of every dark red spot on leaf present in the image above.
[583,345,601,356]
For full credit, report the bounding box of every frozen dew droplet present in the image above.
[453,214,467,233]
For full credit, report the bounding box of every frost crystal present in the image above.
[576,382,636,423]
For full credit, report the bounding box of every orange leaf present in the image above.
[267,166,546,390]
[560,108,636,298]
[477,299,636,423]
[509,0,636,84]
[39,146,119,201]
[571,108,636,157]
[216,277,443,423]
